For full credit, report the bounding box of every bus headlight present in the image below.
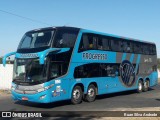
[37,84,54,93]
[11,85,16,91]
[11,86,15,91]
[40,95,46,100]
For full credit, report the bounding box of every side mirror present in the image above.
[3,52,16,67]
[38,48,61,65]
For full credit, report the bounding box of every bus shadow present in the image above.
[15,99,72,108]
[97,88,155,100]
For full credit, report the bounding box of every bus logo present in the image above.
[120,60,136,87]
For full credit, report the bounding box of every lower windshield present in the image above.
[13,59,47,83]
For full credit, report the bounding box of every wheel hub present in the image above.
[73,89,80,100]
[88,88,95,97]
[138,83,142,90]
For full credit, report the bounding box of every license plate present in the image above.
[22,97,28,101]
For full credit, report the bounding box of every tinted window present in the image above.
[20,36,32,48]
[100,63,120,77]
[19,30,54,49]
[133,42,142,54]
[53,29,78,48]
[74,63,120,78]
[74,63,100,78]
[97,36,110,50]
[49,61,68,79]
[79,33,98,51]
[110,39,122,52]
[152,44,156,55]
[122,41,133,53]
[78,33,156,55]
[147,44,156,55]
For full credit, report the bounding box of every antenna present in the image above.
[0,9,52,26]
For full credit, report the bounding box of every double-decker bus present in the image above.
[3,26,158,104]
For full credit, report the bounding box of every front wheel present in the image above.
[143,80,149,92]
[137,80,143,93]
[71,86,83,104]
[84,84,96,102]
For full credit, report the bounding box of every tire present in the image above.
[84,84,96,102]
[71,86,83,104]
[137,80,143,93]
[143,80,149,92]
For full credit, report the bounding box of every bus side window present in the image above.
[79,34,98,52]
[78,34,89,51]
[97,37,102,50]
[50,64,60,78]
[122,41,132,53]
[100,64,108,76]
[62,33,77,47]
[111,39,122,52]
[143,44,149,55]
[148,44,153,55]
[92,36,97,49]
[134,42,141,54]
[152,44,156,55]
[98,37,110,50]
[82,34,89,50]
[74,63,100,78]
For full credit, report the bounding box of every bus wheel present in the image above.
[143,80,149,92]
[71,86,83,104]
[137,80,143,93]
[85,84,96,102]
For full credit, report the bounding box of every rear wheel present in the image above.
[137,80,143,93]
[143,80,149,92]
[84,84,96,102]
[71,86,83,104]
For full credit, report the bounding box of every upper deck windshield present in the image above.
[18,28,79,51]
[19,30,54,49]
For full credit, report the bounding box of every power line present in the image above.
[0,9,51,26]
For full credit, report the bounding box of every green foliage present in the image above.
[0,57,14,64]
[0,57,2,64]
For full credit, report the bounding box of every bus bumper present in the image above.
[11,90,52,103]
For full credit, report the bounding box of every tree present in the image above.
[0,57,2,64]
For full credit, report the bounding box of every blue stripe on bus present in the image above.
[122,53,127,61]
[130,54,134,63]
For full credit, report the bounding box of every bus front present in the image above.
[3,27,79,103]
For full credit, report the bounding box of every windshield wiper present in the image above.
[13,78,22,82]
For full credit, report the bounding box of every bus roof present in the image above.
[27,26,155,45]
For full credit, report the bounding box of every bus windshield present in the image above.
[53,28,79,48]
[19,30,54,49]
[13,59,48,83]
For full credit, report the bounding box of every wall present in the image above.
[158,69,160,78]
[0,64,13,90]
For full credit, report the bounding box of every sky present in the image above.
[0,0,160,57]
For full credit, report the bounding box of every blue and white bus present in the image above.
[3,26,158,104]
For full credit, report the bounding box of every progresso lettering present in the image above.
[19,53,38,58]
[82,53,107,60]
